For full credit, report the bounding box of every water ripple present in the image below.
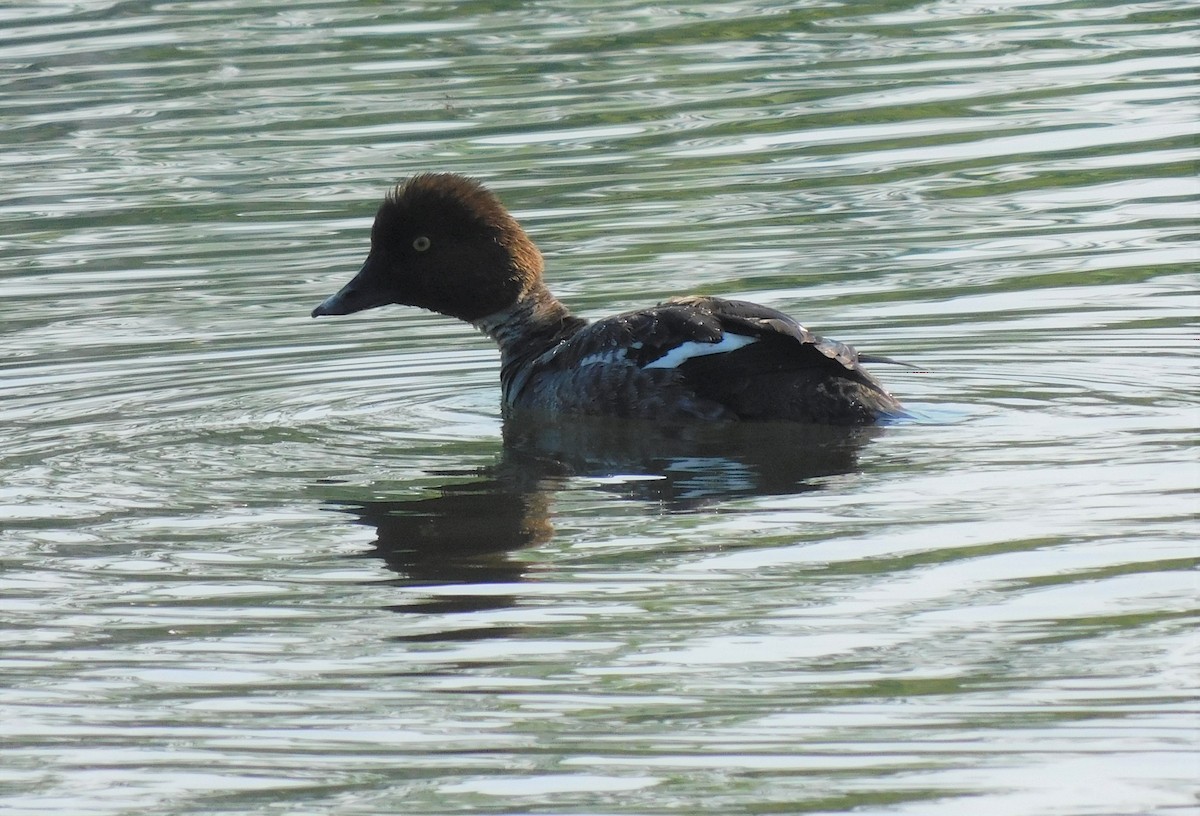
[1,2,1197,815]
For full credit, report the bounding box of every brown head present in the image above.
[312,173,544,323]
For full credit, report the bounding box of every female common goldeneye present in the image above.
[312,173,905,424]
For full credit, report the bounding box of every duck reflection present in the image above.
[342,474,555,624]
[328,416,880,608]
[501,415,879,508]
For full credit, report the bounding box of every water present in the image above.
[2,1,1197,814]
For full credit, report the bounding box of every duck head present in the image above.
[312,173,544,323]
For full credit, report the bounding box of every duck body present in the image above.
[312,173,904,425]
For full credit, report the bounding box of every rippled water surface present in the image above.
[2,2,1198,814]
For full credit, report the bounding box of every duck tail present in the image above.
[858,353,924,370]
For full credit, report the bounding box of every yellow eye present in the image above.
[413,235,431,252]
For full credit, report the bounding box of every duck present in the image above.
[311,173,905,424]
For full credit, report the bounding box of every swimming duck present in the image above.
[312,173,904,424]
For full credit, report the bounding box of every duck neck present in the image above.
[472,284,587,404]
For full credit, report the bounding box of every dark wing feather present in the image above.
[662,296,864,371]
[660,296,904,423]
[510,304,736,419]
[543,301,727,369]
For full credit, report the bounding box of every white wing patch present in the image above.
[577,350,627,367]
[643,333,757,369]
[578,341,644,368]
